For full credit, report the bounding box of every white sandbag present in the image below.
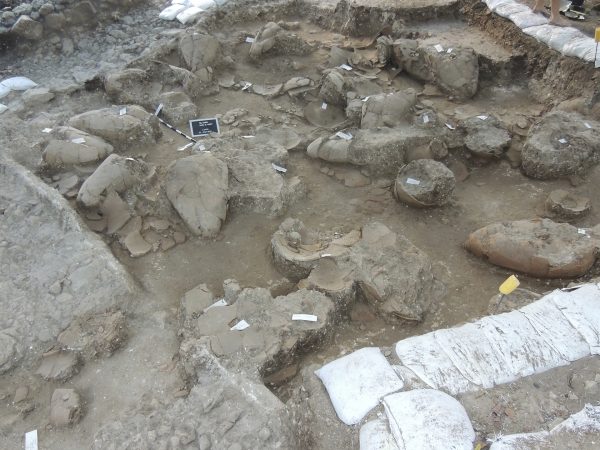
[522,23,554,44]
[0,104,7,114]
[494,1,529,18]
[395,285,600,395]
[0,76,38,91]
[315,347,404,425]
[176,6,204,24]
[480,312,568,380]
[359,419,400,450]
[490,404,600,449]
[395,330,474,394]
[159,4,187,20]
[189,0,216,8]
[548,27,581,53]
[519,292,592,361]
[383,390,475,450]
[485,0,512,10]
[509,11,548,28]
[551,283,600,354]
[562,36,597,62]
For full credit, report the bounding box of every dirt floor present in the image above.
[2,0,600,449]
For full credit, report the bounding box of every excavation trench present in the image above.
[2,0,600,449]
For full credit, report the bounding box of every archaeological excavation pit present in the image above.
[3,0,600,448]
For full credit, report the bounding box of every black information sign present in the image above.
[189,118,220,137]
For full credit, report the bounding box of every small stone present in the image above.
[0,333,17,374]
[13,4,33,15]
[516,117,529,129]
[173,231,186,244]
[13,386,28,403]
[545,189,591,222]
[39,3,55,15]
[22,87,54,107]
[36,350,80,381]
[50,388,82,426]
[57,174,79,195]
[181,284,214,320]
[101,191,131,235]
[11,15,43,40]
[145,217,170,231]
[1,11,16,27]
[123,231,152,258]
[160,237,175,251]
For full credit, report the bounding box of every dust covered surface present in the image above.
[2,0,600,448]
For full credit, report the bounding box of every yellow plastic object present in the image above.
[499,275,520,295]
[595,27,600,43]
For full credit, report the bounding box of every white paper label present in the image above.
[423,114,430,124]
[320,253,333,257]
[203,298,227,313]
[245,36,255,43]
[177,142,194,152]
[231,319,250,331]
[477,115,488,120]
[336,131,353,140]
[272,163,288,173]
[406,178,421,185]
[445,123,455,130]
[447,48,453,53]
[578,228,587,235]
[585,122,592,129]
[292,314,318,322]
[119,107,127,116]
[434,44,444,53]
[241,135,255,139]
[25,430,38,450]
[71,137,86,144]
[198,144,206,152]
[340,64,353,71]
[242,82,252,91]
[362,96,370,102]
[558,138,568,144]
[321,102,328,110]
[42,128,53,133]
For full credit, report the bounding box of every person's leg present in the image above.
[532,0,545,13]
[549,0,569,25]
